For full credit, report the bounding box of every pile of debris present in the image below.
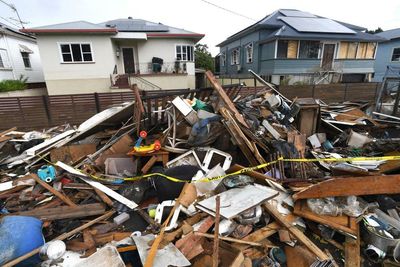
[1,71,400,267]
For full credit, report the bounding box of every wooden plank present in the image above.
[50,144,96,165]
[293,174,400,200]
[293,201,357,236]
[344,220,360,267]
[0,127,17,136]
[14,203,106,220]
[31,174,77,207]
[264,203,330,261]
[206,70,248,127]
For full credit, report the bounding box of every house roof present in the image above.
[0,22,36,40]
[21,21,117,33]
[375,28,400,41]
[217,9,385,47]
[21,18,204,40]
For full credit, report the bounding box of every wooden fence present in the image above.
[278,83,380,103]
[0,83,380,131]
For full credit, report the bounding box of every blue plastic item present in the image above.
[37,165,56,183]
[0,216,44,266]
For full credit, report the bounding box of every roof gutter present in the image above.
[20,28,118,34]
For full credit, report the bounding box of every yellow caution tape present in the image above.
[36,154,400,184]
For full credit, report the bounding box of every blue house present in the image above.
[373,29,400,82]
[217,9,384,85]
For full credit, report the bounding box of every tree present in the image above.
[366,27,383,34]
[195,44,215,72]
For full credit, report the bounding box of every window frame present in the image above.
[220,52,226,66]
[391,47,400,62]
[231,48,240,65]
[0,52,3,68]
[58,42,95,63]
[0,49,11,69]
[298,40,320,59]
[245,43,253,63]
[175,44,194,62]
[21,52,31,69]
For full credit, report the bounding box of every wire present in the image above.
[199,0,257,21]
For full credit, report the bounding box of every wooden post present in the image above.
[94,92,101,113]
[205,70,248,127]
[213,196,221,267]
[42,95,52,126]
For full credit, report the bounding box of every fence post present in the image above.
[312,84,316,98]
[94,92,101,113]
[42,95,52,126]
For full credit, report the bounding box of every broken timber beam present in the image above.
[31,174,77,207]
[205,70,248,128]
[14,203,106,221]
[264,203,330,261]
[293,174,400,201]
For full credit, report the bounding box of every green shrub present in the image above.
[0,75,28,92]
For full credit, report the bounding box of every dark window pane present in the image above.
[81,44,91,52]
[392,48,400,61]
[83,53,92,62]
[61,44,70,53]
[277,40,288,58]
[71,44,82,61]
[62,54,72,62]
[299,41,319,59]
[177,46,181,53]
[0,54,3,68]
[188,46,193,61]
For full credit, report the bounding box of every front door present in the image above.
[122,48,135,74]
[321,44,335,70]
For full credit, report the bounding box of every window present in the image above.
[392,48,400,62]
[231,48,240,65]
[339,42,376,59]
[221,53,226,66]
[338,42,357,59]
[176,45,194,61]
[20,52,31,68]
[299,41,320,59]
[59,43,93,63]
[277,40,298,59]
[246,43,253,63]
[0,49,10,68]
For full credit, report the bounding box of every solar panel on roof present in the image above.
[279,10,316,18]
[279,17,356,34]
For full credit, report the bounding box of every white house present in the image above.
[23,18,204,95]
[0,22,44,84]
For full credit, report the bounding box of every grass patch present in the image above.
[0,75,28,92]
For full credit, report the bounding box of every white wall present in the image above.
[136,38,196,75]
[36,34,117,94]
[0,33,44,83]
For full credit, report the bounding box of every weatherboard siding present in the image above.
[373,40,400,82]
[334,59,375,74]
[260,59,321,75]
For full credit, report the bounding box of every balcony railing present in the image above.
[133,61,191,75]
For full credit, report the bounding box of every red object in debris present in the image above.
[154,140,161,150]
[60,177,72,185]
[140,130,147,138]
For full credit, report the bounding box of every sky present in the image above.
[0,0,399,56]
